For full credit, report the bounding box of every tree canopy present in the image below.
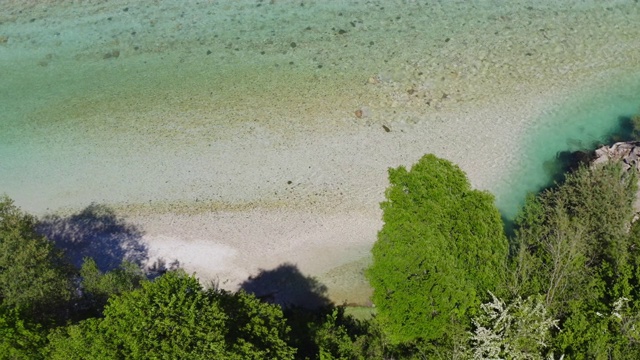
[367,154,509,344]
[510,162,640,358]
[0,196,74,322]
[46,270,296,359]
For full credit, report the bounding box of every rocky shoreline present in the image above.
[594,141,640,172]
[593,141,640,215]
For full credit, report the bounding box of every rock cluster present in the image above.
[593,141,640,173]
[593,141,640,215]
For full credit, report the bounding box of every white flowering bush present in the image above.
[465,292,561,360]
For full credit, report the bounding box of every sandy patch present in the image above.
[129,207,378,303]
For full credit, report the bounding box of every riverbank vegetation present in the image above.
[3,147,640,358]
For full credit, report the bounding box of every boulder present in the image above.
[593,141,640,172]
[593,141,640,216]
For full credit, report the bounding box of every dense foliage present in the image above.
[367,154,509,344]
[510,162,640,358]
[363,152,640,358]
[510,163,637,312]
[0,197,74,322]
[46,270,295,359]
[77,257,145,317]
[0,196,371,359]
[5,145,640,359]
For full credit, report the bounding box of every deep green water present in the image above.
[496,74,640,219]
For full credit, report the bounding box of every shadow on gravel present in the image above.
[240,263,332,310]
[37,204,148,272]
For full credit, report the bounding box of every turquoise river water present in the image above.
[1,0,640,225]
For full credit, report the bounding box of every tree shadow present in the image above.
[147,257,181,279]
[37,204,148,272]
[240,263,332,310]
[612,114,637,143]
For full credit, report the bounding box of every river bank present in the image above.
[2,1,640,304]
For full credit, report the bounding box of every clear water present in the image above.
[1,0,640,215]
[496,74,640,219]
[3,0,640,304]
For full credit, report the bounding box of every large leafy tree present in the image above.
[367,154,508,344]
[0,196,74,322]
[46,270,296,359]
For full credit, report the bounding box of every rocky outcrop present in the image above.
[593,141,640,172]
[593,141,640,215]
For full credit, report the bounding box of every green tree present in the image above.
[46,270,296,359]
[216,290,296,359]
[555,297,640,360]
[510,162,640,358]
[367,154,508,344]
[511,163,637,315]
[309,308,370,360]
[0,306,46,359]
[78,257,145,316]
[0,196,74,322]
